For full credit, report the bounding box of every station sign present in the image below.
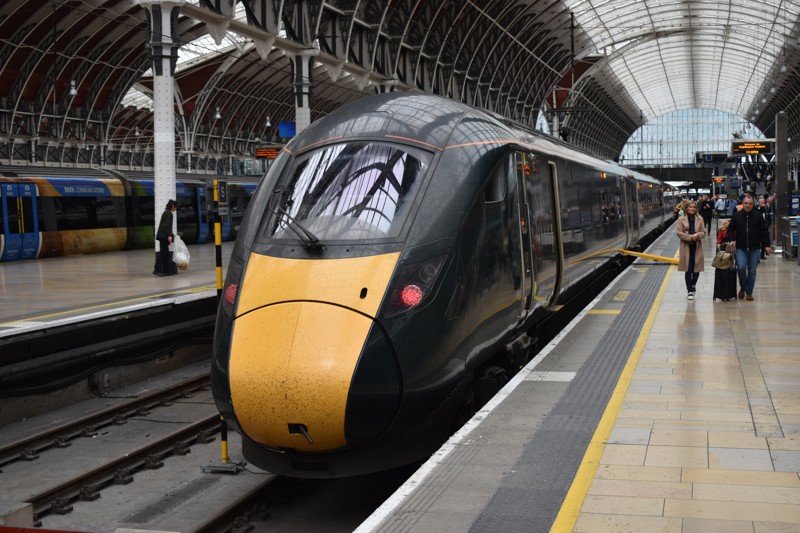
[256,147,281,159]
[730,140,772,156]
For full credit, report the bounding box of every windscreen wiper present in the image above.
[270,205,324,252]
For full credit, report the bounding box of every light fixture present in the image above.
[134,127,141,137]
[770,82,776,94]
[265,116,271,129]
[781,62,788,73]
[755,107,760,115]
[69,79,77,96]
[214,107,222,120]
[761,94,767,104]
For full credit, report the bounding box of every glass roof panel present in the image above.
[565,0,800,120]
[121,4,251,110]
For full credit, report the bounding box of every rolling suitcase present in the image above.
[713,267,737,301]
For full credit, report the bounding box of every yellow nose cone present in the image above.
[230,301,375,452]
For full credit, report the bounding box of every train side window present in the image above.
[483,159,507,204]
[6,195,20,234]
[177,196,195,225]
[20,196,34,233]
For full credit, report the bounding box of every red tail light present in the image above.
[383,255,447,318]
[224,283,238,306]
[399,284,424,307]
[220,257,244,317]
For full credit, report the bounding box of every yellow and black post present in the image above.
[202,179,239,474]
[213,178,223,302]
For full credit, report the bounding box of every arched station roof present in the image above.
[1,0,799,171]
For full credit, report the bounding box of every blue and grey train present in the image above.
[210,92,675,478]
[0,168,257,262]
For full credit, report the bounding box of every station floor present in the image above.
[358,224,800,533]
[0,241,233,337]
[2,224,799,532]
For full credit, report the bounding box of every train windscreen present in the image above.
[263,142,431,242]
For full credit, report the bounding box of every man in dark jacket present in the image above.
[154,199,177,276]
[727,195,772,300]
[699,195,714,233]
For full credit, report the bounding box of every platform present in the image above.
[0,241,234,339]
[357,222,800,533]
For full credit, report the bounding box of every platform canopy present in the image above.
[1,0,799,169]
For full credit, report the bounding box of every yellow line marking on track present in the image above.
[0,284,216,326]
[587,309,621,315]
[550,258,676,533]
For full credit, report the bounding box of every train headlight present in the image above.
[383,255,446,318]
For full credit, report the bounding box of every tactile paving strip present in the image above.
[469,239,679,533]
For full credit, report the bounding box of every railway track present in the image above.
[0,374,211,472]
[30,415,220,522]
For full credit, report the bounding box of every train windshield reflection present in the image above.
[265,142,431,241]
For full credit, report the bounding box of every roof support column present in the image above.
[137,0,184,237]
[774,111,789,254]
[291,49,317,134]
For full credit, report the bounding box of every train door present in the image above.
[513,152,534,319]
[546,161,565,306]
[1,182,39,262]
[620,176,639,246]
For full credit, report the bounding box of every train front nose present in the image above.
[229,301,400,452]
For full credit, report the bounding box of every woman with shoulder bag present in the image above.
[677,201,706,300]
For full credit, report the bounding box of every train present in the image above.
[0,168,258,262]
[210,92,677,478]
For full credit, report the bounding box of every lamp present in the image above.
[770,81,776,94]
[214,107,222,120]
[265,116,271,129]
[134,127,141,137]
[69,79,77,96]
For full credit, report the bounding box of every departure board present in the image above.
[730,140,772,155]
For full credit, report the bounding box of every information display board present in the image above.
[730,140,772,156]
[256,147,281,159]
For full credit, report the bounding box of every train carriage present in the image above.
[0,169,258,262]
[210,92,676,478]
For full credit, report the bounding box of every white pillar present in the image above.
[136,0,184,238]
[292,49,317,133]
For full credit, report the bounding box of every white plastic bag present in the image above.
[172,235,190,270]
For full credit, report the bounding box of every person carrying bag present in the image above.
[712,219,737,301]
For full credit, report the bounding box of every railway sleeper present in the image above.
[145,454,165,469]
[114,468,134,485]
[80,484,101,501]
[50,497,73,515]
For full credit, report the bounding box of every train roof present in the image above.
[290,92,644,181]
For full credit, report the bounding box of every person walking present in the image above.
[699,194,714,234]
[154,199,177,276]
[726,195,772,300]
[677,201,706,300]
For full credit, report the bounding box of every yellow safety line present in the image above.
[587,309,621,315]
[574,247,678,265]
[550,255,676,532]
[0,284,216,326]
